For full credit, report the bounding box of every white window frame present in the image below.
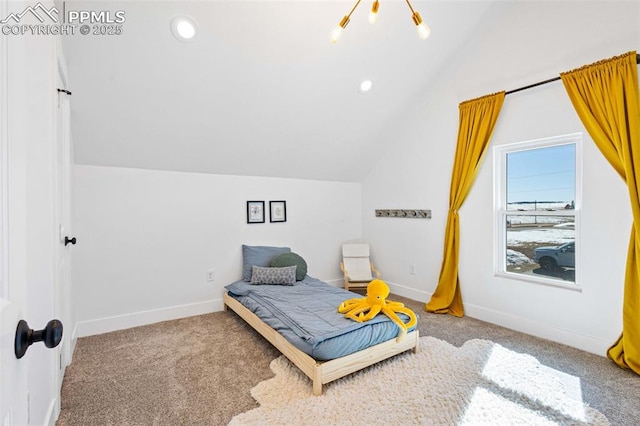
[493,133,582,290]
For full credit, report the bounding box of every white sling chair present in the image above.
[340,243,381,291]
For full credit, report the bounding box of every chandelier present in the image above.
[330,0,431,43]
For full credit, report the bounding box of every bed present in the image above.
[223,245,419,395]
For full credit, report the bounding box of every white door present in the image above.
[0,0,29,421]
[1,1,69,422]
[54,50,73,400]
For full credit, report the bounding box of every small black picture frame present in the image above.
[269,201,287,223]
[247,201,265,224]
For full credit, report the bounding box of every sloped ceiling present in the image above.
[62,0,497,182]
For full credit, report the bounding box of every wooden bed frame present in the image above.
[223,291,419,396]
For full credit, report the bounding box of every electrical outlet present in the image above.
[205,269,215,283]
[409,264,416,275]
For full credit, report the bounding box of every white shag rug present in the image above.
[230,337,608,426]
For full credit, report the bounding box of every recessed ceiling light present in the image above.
[359,79,373,93]
[171,16,197,42]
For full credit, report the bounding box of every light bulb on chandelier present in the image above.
[330,0,430,43]
[412,11,431,40]
[330,15,350,43]
[368,0,379,24]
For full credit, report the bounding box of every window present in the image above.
[494,134,581,289]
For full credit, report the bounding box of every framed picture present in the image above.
[246,201,265,224]
[269,201,287,223]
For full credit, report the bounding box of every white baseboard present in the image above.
[325,277,432,303]
[375,281,610,356]
[76,299,223,337]
[44,397,57,426]
[386,281,432,303]
[464,303,611,356]
[74,285,609,357]
[323,278,431,302]
[323,278,344,287]
[71,322,78,352]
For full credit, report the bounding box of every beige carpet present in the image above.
[58,297,640,425]
[231,336,608,426]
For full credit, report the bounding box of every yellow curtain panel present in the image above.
[561,51,640,375]
[426,92,505,317]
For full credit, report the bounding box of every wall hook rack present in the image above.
[375,209,431,219]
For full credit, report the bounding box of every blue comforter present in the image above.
[225,276,416,360]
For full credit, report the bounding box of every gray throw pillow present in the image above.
[250,265,297,285]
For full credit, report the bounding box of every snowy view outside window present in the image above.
[495,134,580,286]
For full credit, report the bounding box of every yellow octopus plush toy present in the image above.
[338,279,417,341]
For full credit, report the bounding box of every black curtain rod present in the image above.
[505,53,640,96]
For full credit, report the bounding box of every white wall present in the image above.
[72,165,361,336]
[362,1,638,355]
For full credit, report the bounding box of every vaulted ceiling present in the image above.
[62,1,498,182]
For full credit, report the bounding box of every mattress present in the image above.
[225,276,417,361]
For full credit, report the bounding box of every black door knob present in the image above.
[64,236,76,246]
[15,319,63,359]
